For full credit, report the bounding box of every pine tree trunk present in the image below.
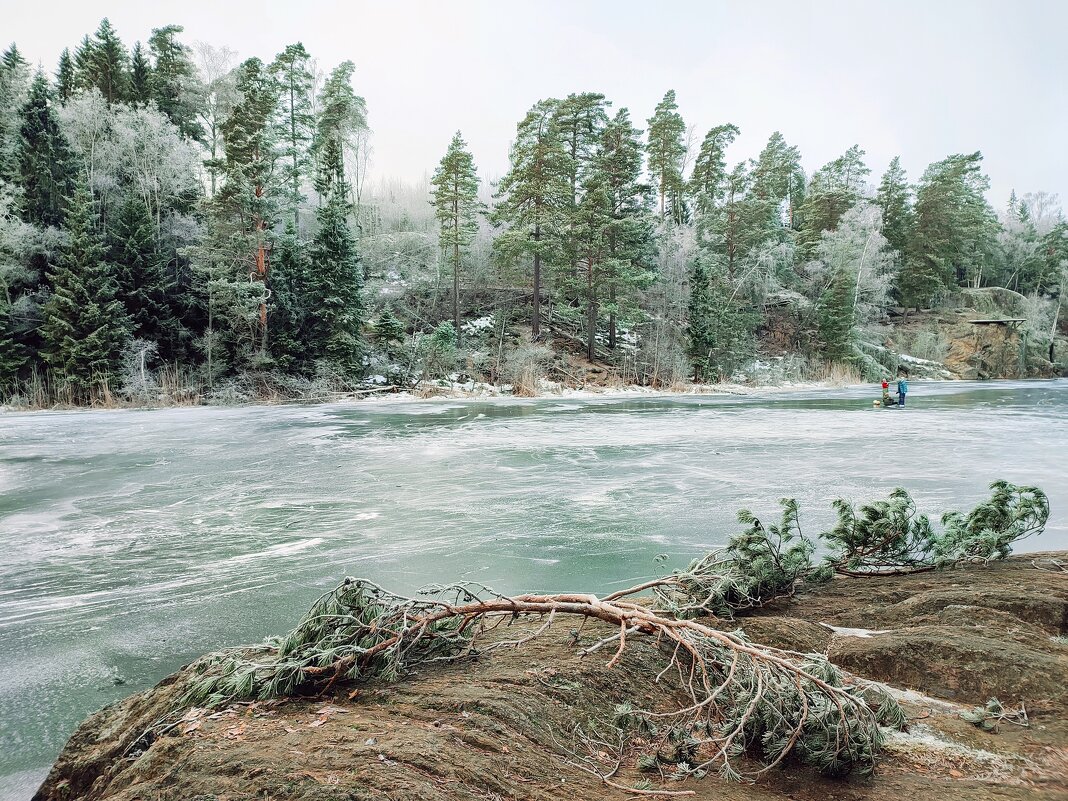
[586,260,596,362]
[532,220,541,339]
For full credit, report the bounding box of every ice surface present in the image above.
[0,379,1065,796]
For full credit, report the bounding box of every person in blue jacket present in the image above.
[896,368,909,407]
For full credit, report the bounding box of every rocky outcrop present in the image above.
[33,555,1068,801]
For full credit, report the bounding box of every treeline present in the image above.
[1,20,1066,405]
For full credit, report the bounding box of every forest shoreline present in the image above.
[0,374,958,414]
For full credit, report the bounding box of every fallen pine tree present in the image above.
[170,479,1047,788]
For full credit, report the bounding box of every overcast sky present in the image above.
[4,0,1065,208]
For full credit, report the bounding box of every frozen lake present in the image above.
[1,380,1066,798]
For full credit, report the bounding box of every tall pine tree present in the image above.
[431,131,481,335]
[646,90,687,223]
[270,43,315,227]
[492,99,571,338]
[148,25,201,139]
[876,156,912,256]
[689,123,740,214]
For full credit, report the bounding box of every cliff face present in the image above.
[34,556,1068,801]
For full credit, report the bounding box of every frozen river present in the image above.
[1,380,1066,798]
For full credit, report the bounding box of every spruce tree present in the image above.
[431,131,481,336]
[55,48,75,103]
[269,220,310,371]
[646,90,687,223]
[41,181,130,397]
[876,156,912,255]
[0,302,24,386]
[110,194,182,360]
[73,35,95,90]
[17,72,74,228]
[307,138,364,375]
[687,256,756,381]
[580,107,655,354]
[0,45,31,183]
[129,42,152,106]
[689,123,740,214]
[493,99,571,338]
[86,18,130,104]
[148,25,201,139]
[373,308,405,347]
[270,43,315,226]
[817,268,856,362]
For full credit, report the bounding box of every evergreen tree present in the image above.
[0,44,31,184]
[313,61,368,196]
[129,42,152,106]
[73,35,95,90]
[0,301,24,385]
[148,25,202,139]
[217,57,281,358]
[270,43,315,226]
[17,72,74,228]
[875,156,912,255]
[55,48,75,103]
[750,131,804,229]
[901,152,998,306]
[576,107,655,355]
[553,92,609,290]
[689,123,740,214]
[269,220,310,371]
[109,194,182,360]
[646,90,687,223]
[41,181,130,397]
[373,307,405,346]
[699,162,777,279]
[85,18,130,104]
[307,138,363,374]
[796,145,870,261]
[687,256,756,381]
[492,99,571,338]
[816,267,856,362]
[431,131,481,335]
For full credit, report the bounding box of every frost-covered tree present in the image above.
[313,61,368,199]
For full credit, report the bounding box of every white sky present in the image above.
[3,0,1065,208]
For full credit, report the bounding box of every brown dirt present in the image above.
[34,555,1068,801]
